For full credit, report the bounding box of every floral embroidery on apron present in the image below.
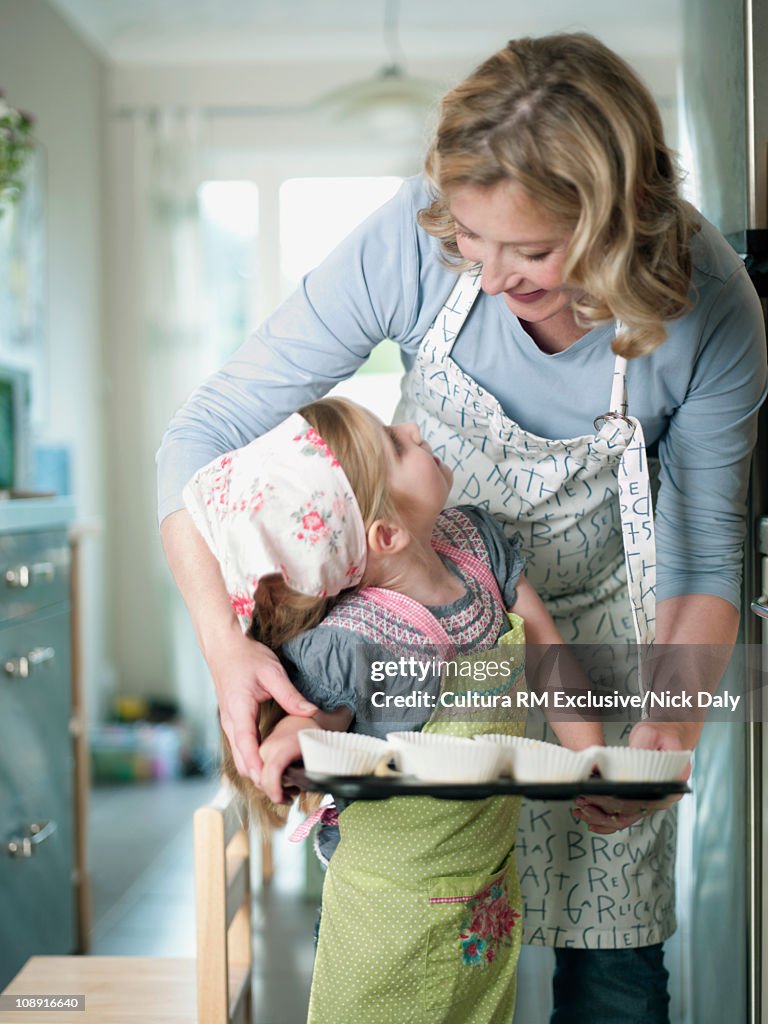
[394,268,676,949]
[428,871,522,972]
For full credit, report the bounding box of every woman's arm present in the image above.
[575,256,766,835]
[161,509,318,781]
[513,575,604,751]
[631,592,739,752]
[654,258,766,611]
[575,593,738,834]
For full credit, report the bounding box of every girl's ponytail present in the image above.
[221,576,333,829]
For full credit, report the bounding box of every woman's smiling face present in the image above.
[449,180,581,335]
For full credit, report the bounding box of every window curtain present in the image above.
[107,108,220,762]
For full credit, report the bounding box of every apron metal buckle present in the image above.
[593,411,634,431]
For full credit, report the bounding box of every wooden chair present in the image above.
[0,783,253,1024]
[194,784,253,1024]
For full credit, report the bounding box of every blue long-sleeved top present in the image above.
[157,176,767,608]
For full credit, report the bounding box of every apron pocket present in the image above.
[423,859,521,1014]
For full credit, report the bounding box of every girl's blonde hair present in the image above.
[221,397,396,828]
[419,32,698,358]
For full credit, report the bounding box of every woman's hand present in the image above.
[206,622,317,784]
[571,721,692,835]
[160,510,317,785]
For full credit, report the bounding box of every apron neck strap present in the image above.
[359,540,505,653]
[608,326,628,416]
[422,268,483,361]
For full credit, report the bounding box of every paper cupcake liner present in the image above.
[511,741,596,783]
[298,729,391,777]
[386,731,502,783]
[594,746,692,782]
[473,734,546,776]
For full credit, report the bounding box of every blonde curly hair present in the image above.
[419,33,698,358]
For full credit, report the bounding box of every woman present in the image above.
[158,33,766,1023]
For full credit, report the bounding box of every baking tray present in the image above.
[283,766,689,802]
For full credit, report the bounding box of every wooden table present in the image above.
[0,957,196,1023]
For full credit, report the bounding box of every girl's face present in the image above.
[448,181,579,328]
[382,420,453,524]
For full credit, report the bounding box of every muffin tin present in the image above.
[284,765,689,802]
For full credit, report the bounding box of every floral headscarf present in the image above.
[183,413,367,631]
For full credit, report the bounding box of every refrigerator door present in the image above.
[678,2,768,1022]
[746,3,768,1020]
[750,519,768,1024]
[680,0,748,237]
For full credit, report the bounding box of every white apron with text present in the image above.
[394,266,675,948]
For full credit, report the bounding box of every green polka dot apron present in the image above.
[394,268,676,950]
[308,545,527,1024]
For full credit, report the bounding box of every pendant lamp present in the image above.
[312,0,440,142]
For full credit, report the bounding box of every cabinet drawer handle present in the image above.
[4,647,56,678]
[4,562,56,588]
[7,820,58,858]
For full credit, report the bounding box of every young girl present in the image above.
[183,396,602,1024]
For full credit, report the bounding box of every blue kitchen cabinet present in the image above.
[0,505,77,988]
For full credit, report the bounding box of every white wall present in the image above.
[0,0,111,725]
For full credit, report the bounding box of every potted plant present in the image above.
[0,92,35,215]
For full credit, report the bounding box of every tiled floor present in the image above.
[88,777,318,1023]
